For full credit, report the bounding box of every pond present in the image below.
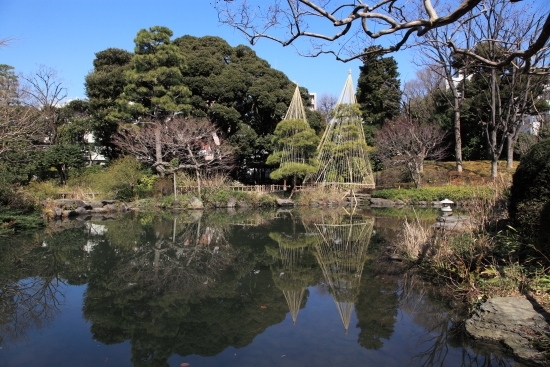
[0,208,524,367]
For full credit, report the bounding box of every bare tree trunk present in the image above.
[453,105,463,173]
[173,170,177,200]
[491,159,498,178]
[489,69,499,179]
[155,125,162,166]
[195,169,201,199]
[506,135,514,169]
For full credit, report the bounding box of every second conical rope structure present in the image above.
[306,71,375,189]
[303,210,374,333]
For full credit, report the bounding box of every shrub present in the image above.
[27,181,61,201]
[372,185,496,203]
[509,139,550,251]
[67,165,105,187]
[97,156,149,201]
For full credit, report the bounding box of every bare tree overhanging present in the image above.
[415,17,478,173]
[113,117,235,198]
[375,117,448,188]
[0,65,46,155]
[215,0,550,71]
[22,66,67,144]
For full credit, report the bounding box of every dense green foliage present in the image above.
[85,48,132,156]
[509,139,550,250]
[356,48,402,127]
[267,118,319,185]
[84,32,322,178]
[118,26,192,123]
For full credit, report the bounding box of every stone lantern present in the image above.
[440,198,454,216]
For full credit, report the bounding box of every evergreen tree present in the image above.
[116,26,192,173]
[85,48,132,157]
[356,48,402,127]
[118,26,191,123]
[266,118,319,190]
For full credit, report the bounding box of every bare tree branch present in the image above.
[215,0,550,69]
[375,117,448,187]
[113,117,235,175]
[21,66,67,144]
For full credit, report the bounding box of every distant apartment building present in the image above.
[308,92,317,111]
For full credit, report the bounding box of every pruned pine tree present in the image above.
[116,26,192,173]
[307,72,375,190]
[267,84,319,196]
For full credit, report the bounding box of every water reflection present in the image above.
[267,212,319,325]
[304,210,374,334]
[0,209,524,367]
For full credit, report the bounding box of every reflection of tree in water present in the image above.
[303,209,374,333]
[354,257,400,350]
[399,273,514,367]
[0,227,95,346]
[266,213,319,324]
[109,212,236,296]
[83,212,288,367]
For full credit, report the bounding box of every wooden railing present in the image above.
[229,184,287,192]
[177,184,289,195]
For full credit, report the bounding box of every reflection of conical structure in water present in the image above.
[282,288,305,325]
[311,215,374,333]
[306,71,375,189]
[268,231,317,324]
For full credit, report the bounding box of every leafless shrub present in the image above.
[375,117,448,188]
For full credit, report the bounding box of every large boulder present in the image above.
[465,297,550,365]
[369,197,395,207]
[276,198,294,207]
[187,196,204,210]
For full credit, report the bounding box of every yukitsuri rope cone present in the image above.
[303,209,374,333]
[306,71,375,189]
[267,83,319,194]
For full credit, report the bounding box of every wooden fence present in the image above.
[177,184,289,195]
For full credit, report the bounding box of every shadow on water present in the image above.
[0,208,526,366]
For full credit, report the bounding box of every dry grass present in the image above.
[293,186,347,206]
[376,160,516,189]
[397,179,518,301]
[397,215,431,260]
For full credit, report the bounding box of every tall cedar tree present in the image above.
[356,48,402,127]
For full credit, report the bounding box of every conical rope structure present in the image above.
[278,84,310,167]
[305,210,374,333]
[267,230,317,325]
[306,71,375,189]
[284,84,308,122]
[268,83,319,191]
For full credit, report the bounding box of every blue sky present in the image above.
[0,0,419,101]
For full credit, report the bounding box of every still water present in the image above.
[0,208,523,367]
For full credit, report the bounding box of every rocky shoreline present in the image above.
[465,296,550,366]
[42,199,131,219]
